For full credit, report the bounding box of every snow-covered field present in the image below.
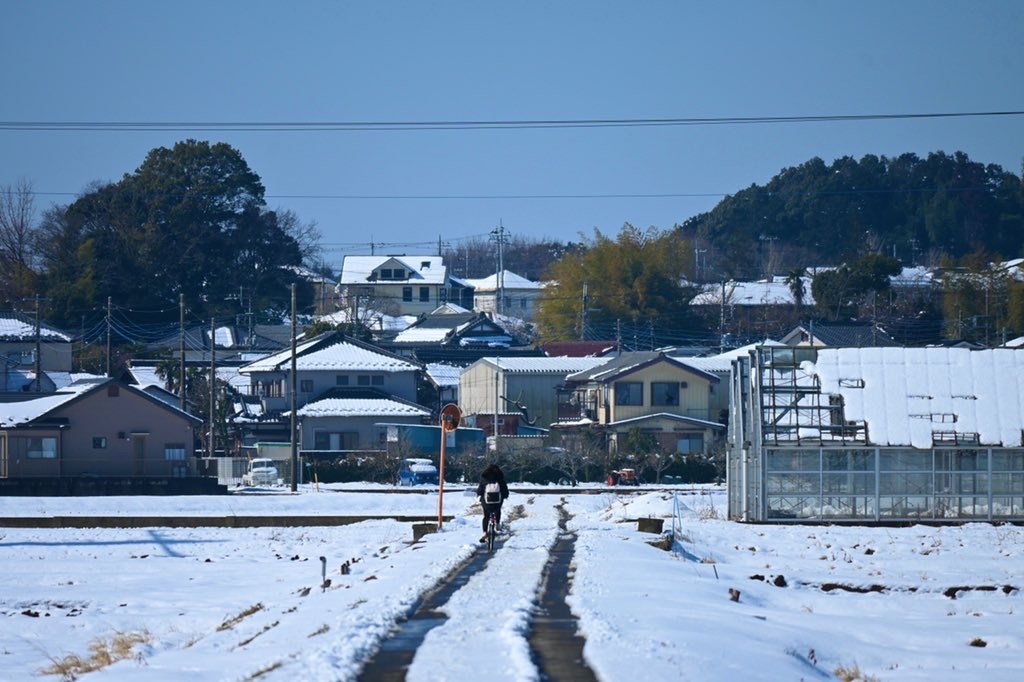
[1,485,1021,681]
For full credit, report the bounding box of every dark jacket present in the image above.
[476,464,509,504]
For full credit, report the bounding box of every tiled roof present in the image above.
[0,316,72,342]
[339,255,447,285]
[475,356,611,374]
[296,397,430,419]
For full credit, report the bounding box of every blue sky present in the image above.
[2,1,1022,267]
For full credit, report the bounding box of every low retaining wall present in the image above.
[0,477,228,496]
[0,515,454,528]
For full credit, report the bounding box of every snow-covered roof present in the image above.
[0,316,72,341]
[464,270,541,292]
[805,347,1024,448]
[339,255,448,285]
[426,363,461,388]
[317,309,417,333]
[241,334,420,375]
[608,412,725,430]
[691,278,815,306]
[0,379,106,427]
[679,340,785,373]
[392,327,452,344]
[296,341,419,372]
[475,356,611,374]
[295,397,431,419]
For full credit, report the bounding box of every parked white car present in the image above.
[242,458,279,486]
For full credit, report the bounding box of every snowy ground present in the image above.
[1,484,1022,681]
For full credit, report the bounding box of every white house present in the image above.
[337,255,454,317]
[464,270,542,321]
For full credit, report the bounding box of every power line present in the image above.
[2,110,1022,132]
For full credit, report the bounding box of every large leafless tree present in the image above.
[0,179,39,303]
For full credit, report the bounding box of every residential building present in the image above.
[727,345,1024,522]
[0,314,73,389]
[555,352,725,456]
[464,270,542,320]
[459,356,613,434]
[1,378,202,478]
[337,255,455,317]
[780,321,900,347]
[234,332,428,453]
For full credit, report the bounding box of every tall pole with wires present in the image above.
[106,296,112,378]
[290,283,298,492]
[179,294,186,411]
[209,317,215,459]
[490,221,507,317]
[34,294,41,392]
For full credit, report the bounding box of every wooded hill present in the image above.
[678,151,1024,280]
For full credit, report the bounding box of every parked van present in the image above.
[398,458,439,486]
[243,458,279,486]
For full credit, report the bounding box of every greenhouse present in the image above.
[727,345,1024,523]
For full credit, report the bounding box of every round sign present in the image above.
[440,403,461,432]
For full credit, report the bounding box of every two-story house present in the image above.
[235,332,429,453]
[555,351,725,456]
[463,270,542,321]
[1,314,73,392]
[337,255,458,318]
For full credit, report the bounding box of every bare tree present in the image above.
[0,179,39,301]
[276,208,323,267]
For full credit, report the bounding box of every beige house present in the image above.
[459,356,611,432]
[557,352,725,455]
[1,378,202,478]
[337,255,454,317]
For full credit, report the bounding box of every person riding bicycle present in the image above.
[476,463,509,542]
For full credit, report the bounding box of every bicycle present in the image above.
[485,510,499,553]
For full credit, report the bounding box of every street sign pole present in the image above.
[437,404,461,529]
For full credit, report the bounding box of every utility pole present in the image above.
[106,296,112,378]
[209,317,215,459]
[493,356,500,453]
[719,280,727,353]
[179,294,186,411]
[34,294,41,392]
[490,221,507,317]
[290,283,298,492]
[580,282,589,341]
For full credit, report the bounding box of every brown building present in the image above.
[1,378,202,478]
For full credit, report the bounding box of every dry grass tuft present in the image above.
[217,603,264,632]
[834,663,879,682]
[697,504,720,520]
[39,630,151,678]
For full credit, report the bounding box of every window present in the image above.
[26,437,57,459]
[676,434,704,454]
[314,431,359,450]
[380,268,404,280]
[615,382,643,406]
[336,375,349,386]
[92,437,107,449]
[403,287,413,302]
[164,444,186,461]
[300,379,314,393]
[372,375,384,386]
[419,286,430,302]
[358,375,371,386]
[380,268,392,279]
[440,288,448,302]
[520,298,527,309]
[652,382,680,406]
